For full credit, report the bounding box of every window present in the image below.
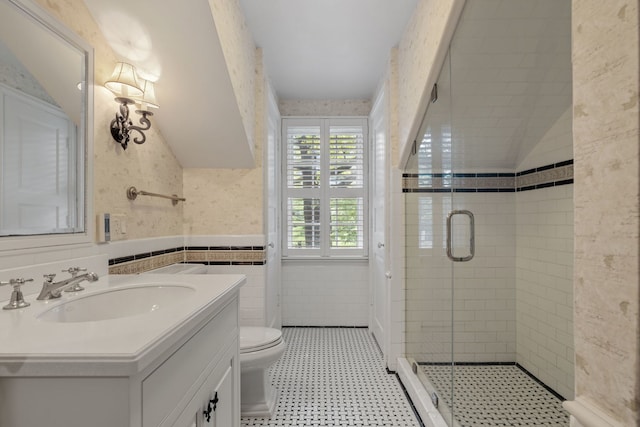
[282,118,368,258]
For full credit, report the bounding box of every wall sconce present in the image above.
[105,62,159,150]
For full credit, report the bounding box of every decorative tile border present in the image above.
[185,246,266,265]
[403,160,573,193]
[515,160,573,191]
[403,173,516,193]
[108,246,267,274]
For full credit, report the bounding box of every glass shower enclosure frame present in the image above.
[403,1,574,425]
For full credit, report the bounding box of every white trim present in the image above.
[0,0,94,253]
[563,398,624,427]
[281,117,368,258]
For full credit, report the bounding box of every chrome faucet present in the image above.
[62,267,90,292]
[37,271,99,300]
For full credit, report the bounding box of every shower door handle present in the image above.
[446,210,475,262]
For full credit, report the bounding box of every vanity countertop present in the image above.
[0,274,245,377]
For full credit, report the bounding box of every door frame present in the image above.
[368,86,390,365]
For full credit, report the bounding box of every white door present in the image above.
[369,91,388,357]
[264,91,281,328]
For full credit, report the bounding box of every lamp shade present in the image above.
[105,62,143,97]
[134,79,160,110]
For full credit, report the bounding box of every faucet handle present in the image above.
[1,278,34,287]
[43,273,57,282]
[62,267,86,277]
[62,267,88,293]
[0,278,33,310]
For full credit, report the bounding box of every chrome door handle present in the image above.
[446,210,475,262]
[268,242,274,248]
[377,242,385,248]
[385,271,392,279]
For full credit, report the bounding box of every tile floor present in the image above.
[241,327,423,427]
[421,364,570,426]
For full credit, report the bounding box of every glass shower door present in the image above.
[404,49,457,425]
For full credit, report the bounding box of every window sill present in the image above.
[281,256,369,263]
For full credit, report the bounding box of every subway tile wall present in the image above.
[404,168,574,398]
[281,260,369,326]
[516,185,574,400]
[405,192,517,363]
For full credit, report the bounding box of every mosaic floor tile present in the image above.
[421,364,570,427]
[241,327,422,427]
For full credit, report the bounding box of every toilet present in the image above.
[239,326,286,417]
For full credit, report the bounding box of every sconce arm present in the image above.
[109,97,154,149]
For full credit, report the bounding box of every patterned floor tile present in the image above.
[241,327,422,427]
[421,364,570,427]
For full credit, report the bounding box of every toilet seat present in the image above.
[240,327,283,354]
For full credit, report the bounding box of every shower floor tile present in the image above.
[241,327,422,427]
[421,364,570,427]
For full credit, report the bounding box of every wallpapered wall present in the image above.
[38,0,184,240]
[183,4,266,236]
[37,0,268,240]
[572,0,639,425]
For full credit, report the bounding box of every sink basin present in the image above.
[37,284,196,323]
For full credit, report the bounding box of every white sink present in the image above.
[37,284,196,323]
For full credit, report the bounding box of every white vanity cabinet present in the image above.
[172,346,236,427]
[0,276,242,427]
[141,299,240,427]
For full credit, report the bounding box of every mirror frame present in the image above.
[0,0,94,253]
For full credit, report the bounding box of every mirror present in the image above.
[0,0,92,248]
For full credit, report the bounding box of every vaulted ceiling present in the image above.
[83,0,419,168]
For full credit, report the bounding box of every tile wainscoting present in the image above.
[108,245,267,274]
[100,235,269,327]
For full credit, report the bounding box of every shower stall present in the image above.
[403,1,574,425]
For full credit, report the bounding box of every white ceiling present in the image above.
[239,0,419,100]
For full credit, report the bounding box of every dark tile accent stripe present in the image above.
[203,261,266,266]
[109,245,268,273]
[516,363,566,401]
[282,325,369,329]
[403,159,573,193]
[404,188,516,193]
[556,178,574,186]
[110,246,267,265]
[555,159,573,168]
[112,255,134,265]
[419,361,517,366]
